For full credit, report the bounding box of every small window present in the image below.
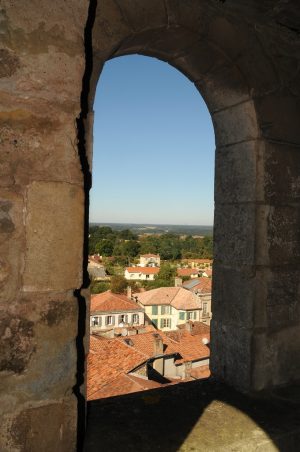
[92,316,100,326]
[161,306,169,315]
[152,306,158,315]
[160,318,171,328]
[132,314,139,324]
[193,311,197,320]
[187,312,193,320]
[179,312,185,320]
[106,315,114,326]
[203,303,207,314]
[118,314,128,325]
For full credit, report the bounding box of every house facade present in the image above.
[133,287,203,331]
[125,266,159,281]
[90,291,145,332]
[139,253,160,267]
[182,278,212,324]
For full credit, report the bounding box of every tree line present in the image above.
[89,226,213,261]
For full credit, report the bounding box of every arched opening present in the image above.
[88,53,215,400]
[2,1,300,450]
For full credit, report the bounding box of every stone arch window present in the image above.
[2,1,299,450]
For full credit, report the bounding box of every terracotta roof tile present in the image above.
[91,291,143,313]
[116,331,179,358]
[126,267,159,275]
[87,336,147,400]
[133,287,200,310]
[177,268,199,277]
[164,329,210,363]
[177,321,210,336]
[183,277,212,293]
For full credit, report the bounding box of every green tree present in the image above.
[110,275,128,294]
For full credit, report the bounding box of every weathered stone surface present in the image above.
[0,314,36,374]
[6,398,77,452]
[262,141,300,203]
[215,141,261,204]
[0,48,20,78]
[210,319,252,391]
[253,325,300,390]
[213,100,259,146]
[214,203,256,265]
[23,182,84,291]
[212,264,256,328]
[255,93,300,143]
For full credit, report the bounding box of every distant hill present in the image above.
[89,222,213,236]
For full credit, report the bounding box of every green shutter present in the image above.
[179,312,185,320]
[152,305,158,315]
[152,319,158,328]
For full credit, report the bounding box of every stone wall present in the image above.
[0,1,89,450]
[1,0,300,450]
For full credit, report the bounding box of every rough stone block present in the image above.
[212,264,256,328]
[115,0,167,32]
[253,325,300,390]
[214,203,256,265]
[0,190,24,304]
[23,181,84,291]
[210,319,252,391]
[255,93,300,144]
[213,100,259,146]
[256,204,300,266]
[6,398,77,452]
[215,140,261,204]
[195,63,250,112]
[261,141,300,203]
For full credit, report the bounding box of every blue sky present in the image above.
[90,55,215,225]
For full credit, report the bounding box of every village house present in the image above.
[185,258,213,269]
[177,268,200,279]
[125,266,159,281]
[88,255,108,280]
[182,277,212,324]
[133,287,203,330]
[139,253,160,267]
[90,291,145,333]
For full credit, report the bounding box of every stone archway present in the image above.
[1,0,299,450]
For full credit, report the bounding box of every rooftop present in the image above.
[183,277,212,293]
[126,267,160,275]
[91,291,143,313]
[134,287,200,310]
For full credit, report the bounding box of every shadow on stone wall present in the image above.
[84,378,300,451]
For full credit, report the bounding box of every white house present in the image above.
[90,290,145,332]
[133,287,203,331]
[125,266,159,281]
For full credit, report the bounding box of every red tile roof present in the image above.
[134,287,200,310]
[126,267,159,275]
[177,268,199,277]
[88,335,148,400]
[116,331,178,358]
[164,328,210,363]
[91,291,143,313]
[183,277,212,293]
[177,321,210,336]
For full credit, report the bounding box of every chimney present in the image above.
[153,333,163,356]
[185,361,192,378]
[174,277,182,287]
[127,285,132,299]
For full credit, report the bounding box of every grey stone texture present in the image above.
[1,0,300,450]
